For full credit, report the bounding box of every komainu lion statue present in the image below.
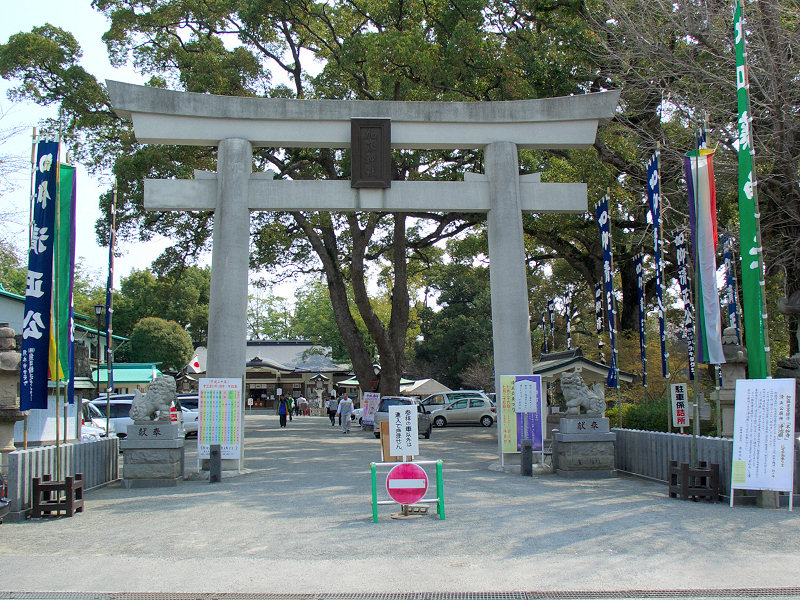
[129,375,176,422]
[560,371,606,417]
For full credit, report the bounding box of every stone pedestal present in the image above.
[0,324,24,476]
[552,416,616,478]
[121,422,185,488]
[719,327,748,437]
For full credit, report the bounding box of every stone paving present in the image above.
[1,414,799,598]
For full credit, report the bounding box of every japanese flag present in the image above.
[188,355,202,373]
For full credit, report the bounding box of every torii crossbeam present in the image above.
[107,81,619,460]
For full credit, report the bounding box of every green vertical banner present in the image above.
[734,0,769,379]
[55,164,76,386]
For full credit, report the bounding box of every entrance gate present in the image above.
[107,81,619,462]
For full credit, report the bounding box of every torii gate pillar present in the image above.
[207,138,252,380]
[486,142,533,377]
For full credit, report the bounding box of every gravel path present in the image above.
[2,414,799,595]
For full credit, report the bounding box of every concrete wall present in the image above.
[6,436,119,522]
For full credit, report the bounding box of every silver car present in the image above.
[420,390,490,411]
[372,396,432,439]
[429,397,497,428]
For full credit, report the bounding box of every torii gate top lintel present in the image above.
[106,80,620,150]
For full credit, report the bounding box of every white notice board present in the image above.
[389,404,419,457]
[198,377,244,468]
[731,378,796,508]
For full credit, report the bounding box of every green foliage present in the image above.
[129,316,193,371]
[0,241,26,295]
[114,266,210,342]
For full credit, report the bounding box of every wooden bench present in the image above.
[668,460,720,503]
[31,473,84,518]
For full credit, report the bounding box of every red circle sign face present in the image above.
[386,462,428,505]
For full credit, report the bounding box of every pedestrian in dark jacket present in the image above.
[277,396,289,428]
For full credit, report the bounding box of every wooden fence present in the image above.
[5,436,119,522]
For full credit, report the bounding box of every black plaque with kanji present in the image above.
[351,118,391,188]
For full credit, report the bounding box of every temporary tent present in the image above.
[400,378,452,397]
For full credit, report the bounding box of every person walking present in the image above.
[337,391,355,434]
[327,392,338,426]
[287,395,294,421]
[277,396,289,428]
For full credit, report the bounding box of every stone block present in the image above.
[124,448,183,464]
[125,422,182,440]
[558,416,610,434]
[552,438,615,474]
[123,461,182,479]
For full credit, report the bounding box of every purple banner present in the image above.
[675,231,696,380]
[596,195,618,388]
[20,140,59,411]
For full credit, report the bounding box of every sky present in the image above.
[1,1,189,288]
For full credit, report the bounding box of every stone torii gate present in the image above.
[107,80,619,445]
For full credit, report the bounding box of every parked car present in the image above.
[181,406,199,437]
[89,394,185,439]
[372,396,432,439]
[81,399,109,434]
[429,397,496,428]
[420,390,491,411]
[81,422,107,441]
[351,407,363,424]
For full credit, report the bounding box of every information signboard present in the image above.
[389,404,419,457]
[500,375,543,453]
[731,378,796,505]
[198,378,244,465]
[362,392,380,426]
[670,383,689,429]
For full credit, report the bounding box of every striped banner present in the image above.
[675,231,696,380]
[634,254,647,387]
[596,195,618,388]
[646,152,669,378]
[685,148,725,365]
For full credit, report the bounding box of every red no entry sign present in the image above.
[386,462,428,505]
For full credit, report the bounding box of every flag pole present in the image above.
[105,181,117,436]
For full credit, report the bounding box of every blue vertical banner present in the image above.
[20,139,59,411]
[634,254,647,387]
[547,298,556,350]
[595,195,618,388]
[105,185,117,393]
[646,152,669,378]
[594,283,604,334]
[675,231,696,380]
[564,286,574,350]
[540,311,548,353]
[721,235,741,344]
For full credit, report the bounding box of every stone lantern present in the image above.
[0,323,24,474]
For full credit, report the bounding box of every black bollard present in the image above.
[520,439,533,476]
[210,444,221,483]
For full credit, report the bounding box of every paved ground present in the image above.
[2,413,800,598]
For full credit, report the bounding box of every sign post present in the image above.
[731,378,796,510]
[670,383,689,432]
[198,377,244,472]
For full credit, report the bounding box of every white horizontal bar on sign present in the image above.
[388,479,426,489]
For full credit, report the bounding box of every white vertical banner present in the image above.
[389,404,419,457]
[731,378,796,507]
[670,383,689,429]
[362,391,380,426]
